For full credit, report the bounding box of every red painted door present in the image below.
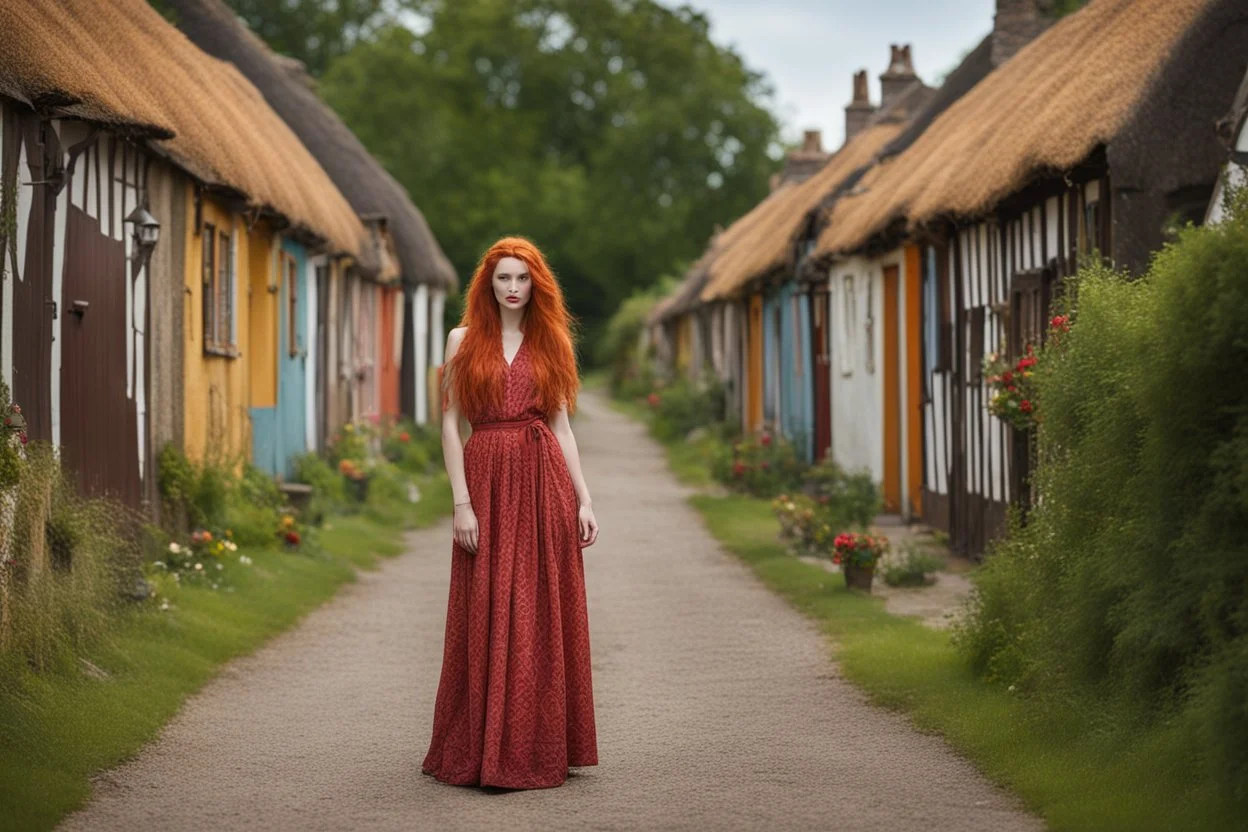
[811,288,831,462]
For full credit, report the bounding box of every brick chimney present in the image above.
[991,0,1056,67]
[844,70,875,144]
[879,44,917,110]
[781,129,829,184]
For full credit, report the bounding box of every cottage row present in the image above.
[0,0,456,521]
[649,0,1248,557]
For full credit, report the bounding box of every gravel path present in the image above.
[60,391,1041,832]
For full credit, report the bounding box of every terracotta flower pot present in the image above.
[843,562,875,592]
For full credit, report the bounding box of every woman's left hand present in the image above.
[578,503,599,548]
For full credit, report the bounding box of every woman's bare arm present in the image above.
[443,327,478,553]
[548,404,599,547]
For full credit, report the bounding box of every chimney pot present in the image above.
[802,130,822,153]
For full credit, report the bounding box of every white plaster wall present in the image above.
[412,283,429,425]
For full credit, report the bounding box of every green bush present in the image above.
[649,374,727,442]
[801,459,880,531]
[597,275,678,395]
[953,185,1248,803]
[882,544,945,587]
[156,444,232,532]
[712,431,807,498]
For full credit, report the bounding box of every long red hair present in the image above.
[445,237,579,421]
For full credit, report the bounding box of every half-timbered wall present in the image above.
[2,105,166,511]
[926,173,1107,556]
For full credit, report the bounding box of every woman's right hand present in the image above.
[453,503,479,554]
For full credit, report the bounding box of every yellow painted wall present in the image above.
[182,192,253,464]
[247,225,279,409]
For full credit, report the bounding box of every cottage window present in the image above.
[201,224,238,355]
[839,275,855,376]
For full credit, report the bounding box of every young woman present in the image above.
[421,237,599,790]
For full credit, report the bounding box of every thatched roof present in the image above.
[0,0,369,263]
[815,0,1228,259]
[699,121,904,303]
[167,0,456,290]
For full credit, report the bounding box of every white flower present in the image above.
[160,600,170,611]
[785,502,796,511]
[1008,684,1017,693]
[224,541,238,552]
[239,555,253,566]
[194,562,203,571]
[168,542,182,554]
[153,561,166,569]
[216,562,224,570]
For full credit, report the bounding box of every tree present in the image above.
[318,0,781,346]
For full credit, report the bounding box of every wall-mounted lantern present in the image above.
[125,204,161,251]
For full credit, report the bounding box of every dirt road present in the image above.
[60,391,1040,832]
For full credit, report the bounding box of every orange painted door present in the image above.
[747,293,764,433]
[378,286,400,419]
[904,245,924,517]
[882,265,901,513]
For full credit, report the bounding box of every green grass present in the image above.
[690,494,1240,832]
[0,473,451,832]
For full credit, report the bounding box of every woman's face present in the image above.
[492,256,532,311]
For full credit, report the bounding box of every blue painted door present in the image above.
[278,239,308,478]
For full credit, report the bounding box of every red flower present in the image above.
[760,433,773,447]
[1002,370,1014,384]
[732,461,746,478]
[1020,400,1033,414]
[647,392,661,407]
[398,432,410,443]
[1007,385,1018,394]
[285,530,301,546]
[1017,356,1037,370]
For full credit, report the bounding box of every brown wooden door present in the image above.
[60,137,142,509]
[882,265,902,514]
[811,288,831,462]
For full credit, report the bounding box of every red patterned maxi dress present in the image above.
[422,339,598,789]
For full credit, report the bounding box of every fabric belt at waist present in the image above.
[469,416,557,546]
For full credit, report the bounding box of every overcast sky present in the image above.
[673,0,997,151]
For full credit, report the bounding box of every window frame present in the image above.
[201,221,238,357]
